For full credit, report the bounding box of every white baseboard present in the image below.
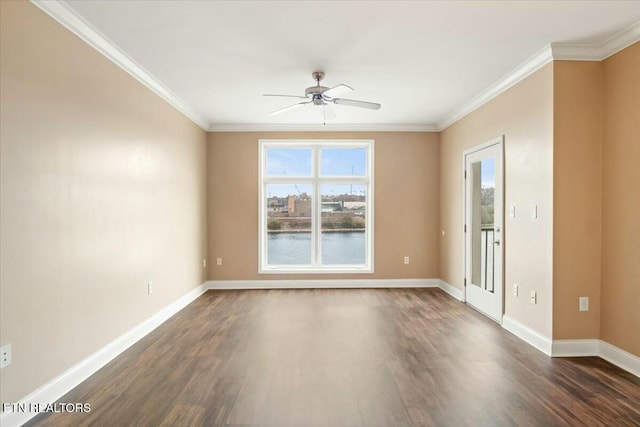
[0,283,208,427]
[551,339,600,357]
[506,337,640,379]
[597,341,640,378]
[207,278,440,290]
[438,279,464,301]
[551,339,639,378]
[208,279,465,302]
[502,315,553,355]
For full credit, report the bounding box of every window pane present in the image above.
[266,184,312,265]
[266,148,312,176]
[320,148,366,176]
[470,158,496,292]
[321,184,366,265]
[260,140,372,273]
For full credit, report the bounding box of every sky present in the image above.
[481,157,495,188]
[266,147,366,176]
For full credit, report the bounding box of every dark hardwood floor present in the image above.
[25,288,640,427]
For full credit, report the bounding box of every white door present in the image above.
[464,137,503,322]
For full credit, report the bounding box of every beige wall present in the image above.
[439,48,639,349]
[439,64,554,337]
[208,132,439,280]
[601,42,640,356]
[0,1,208,404]
[552,61,603,339]
[2,1,638,408]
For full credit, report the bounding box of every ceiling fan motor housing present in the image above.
[306,71,329,100]
[305,86,329,97]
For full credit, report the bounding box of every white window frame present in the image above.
[259,139,374,274]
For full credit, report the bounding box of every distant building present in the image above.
[344,201,366,210]
[295,199,311,216]
[288,193,311,216]
[267,197,286,212]
[321,201,343,212]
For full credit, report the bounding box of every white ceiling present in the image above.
[50,1,640,130]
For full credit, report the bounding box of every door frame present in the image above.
[462,135,504,322]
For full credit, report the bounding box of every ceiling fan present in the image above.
[264,71,381,119]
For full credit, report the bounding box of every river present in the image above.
[267,232,365,265]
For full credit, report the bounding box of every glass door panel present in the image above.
[464,139,503,322]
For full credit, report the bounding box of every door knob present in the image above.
[494,240,501,245]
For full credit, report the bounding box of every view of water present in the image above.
[267,232,365,265]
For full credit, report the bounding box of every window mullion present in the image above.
[313,145,321,267]
[264,176,314,184]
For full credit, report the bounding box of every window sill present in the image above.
[259,265,373,275]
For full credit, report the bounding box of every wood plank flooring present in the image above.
[24,288,640,427]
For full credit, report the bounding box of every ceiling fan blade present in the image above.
[319,104,336,121]
[268,101,311,116]
[322,84,353,98]
[332,98,381,110]
[263,94,309,100]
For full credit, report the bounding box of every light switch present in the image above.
[579,297,589,312]
[530,204,538,219]
[510,204,516,218]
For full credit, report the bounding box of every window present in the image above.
[259,140,374,273]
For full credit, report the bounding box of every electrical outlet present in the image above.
[513,283,519,297]
[0,344,11,369]
[216,257,222,266]
[147,282,153,295]
[530,290,537,305]
[403,256,410,265]
[579,297,589,312]
[203,259,207,268]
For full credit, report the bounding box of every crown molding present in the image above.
[208,123,440,132]
[552,20,640,61]
[30,0,209,130]
[27,1,640,135]
[30,0,438,134]
[437,45,554,131]
[438,20,639,131]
